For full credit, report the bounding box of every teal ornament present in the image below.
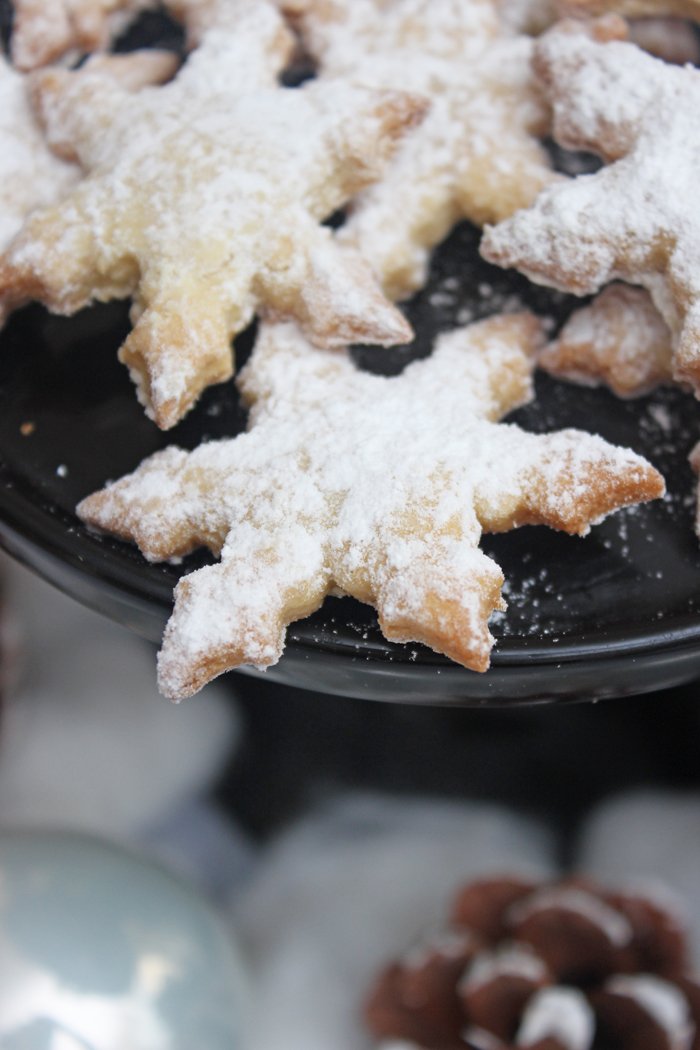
[0,831,248,1049]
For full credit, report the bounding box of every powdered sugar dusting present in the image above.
[78,317,662,699]
[481,21,700,394]
[0,56,78,253]
[293,0,555,299]
[2,2,420,427]
[540,284,673,398]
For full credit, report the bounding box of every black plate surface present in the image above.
[2,220,700,705]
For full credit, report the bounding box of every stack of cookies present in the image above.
[5,0,700,698]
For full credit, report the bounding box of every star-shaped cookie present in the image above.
[78,315,663,700]
[287,0,557,300]
[0,53,78,253]
[0,2,423,429]
[481,17,700,397]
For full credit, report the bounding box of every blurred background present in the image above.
[2,555,699,1048]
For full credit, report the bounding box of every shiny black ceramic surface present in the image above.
[2,219,700,704]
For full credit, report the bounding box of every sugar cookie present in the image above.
[78,315,663,700]
[0,48,176,327]
[481,17,700,397]
[0,54,78,258]
[287,0,557,300]
[0,3,423,428]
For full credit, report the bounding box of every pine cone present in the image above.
[365,876,700,1050]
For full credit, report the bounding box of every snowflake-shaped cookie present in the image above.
[78,315,663,700]
[287,0,557,300]
[481,17,700,396]
[0,2,423,429]
[0,54,78,254]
